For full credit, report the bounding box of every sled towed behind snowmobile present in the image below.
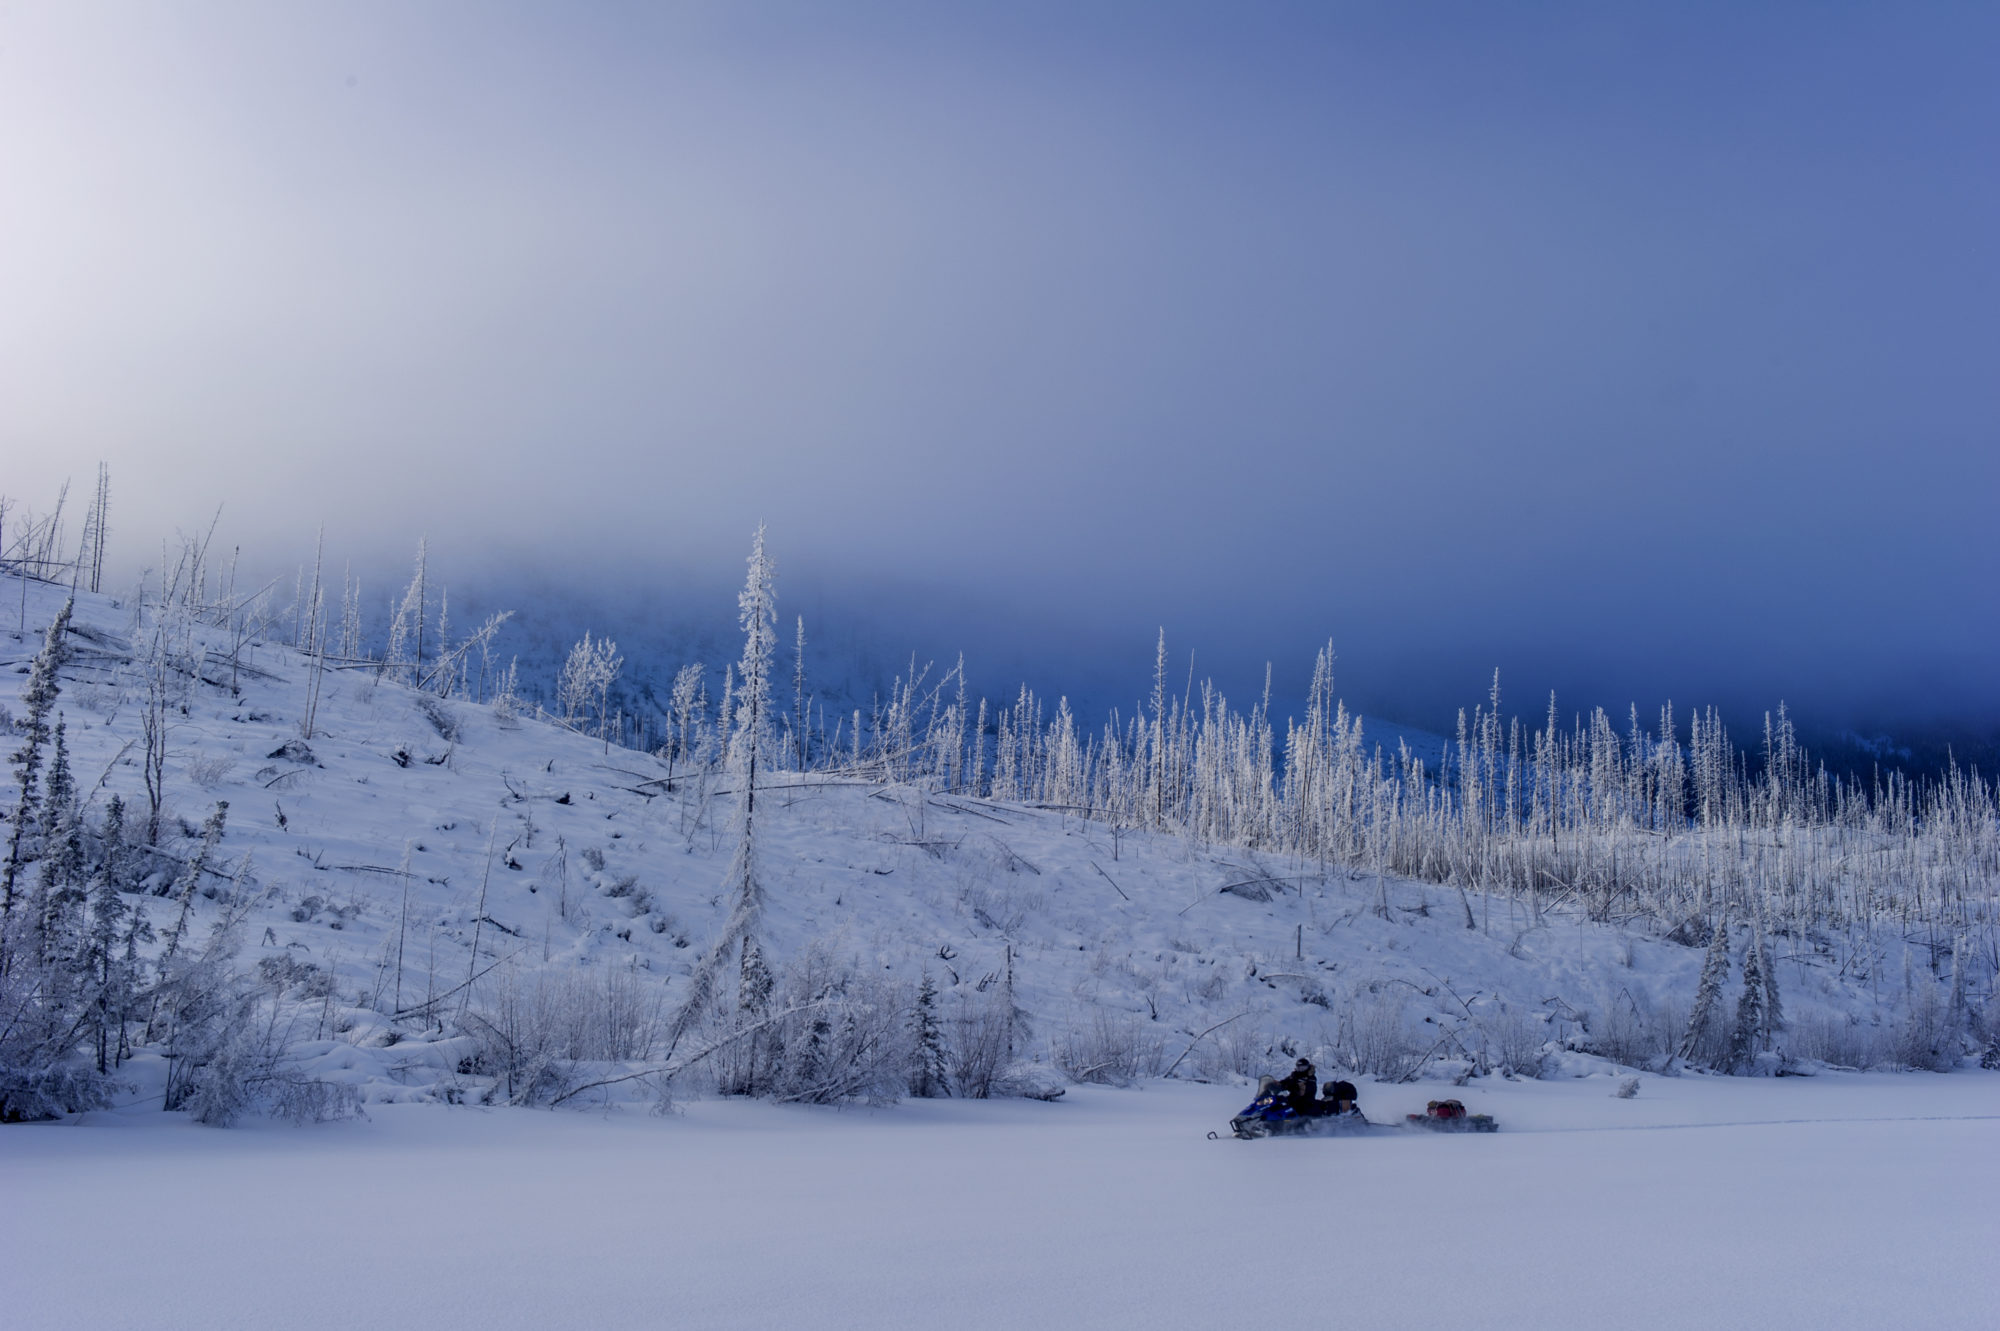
[1405,1098,1497,1132]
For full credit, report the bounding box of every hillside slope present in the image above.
[0,571,1977,1115]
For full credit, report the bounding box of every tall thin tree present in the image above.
[664,527,777,1056]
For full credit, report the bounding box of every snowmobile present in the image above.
[1225,1090,1382,1139]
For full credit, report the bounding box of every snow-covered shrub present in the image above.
[991,1061,1067,1100]
[1191,1018,1268,1081]
[1482,1006,1550,1077]
[268,1073,364,1125]
[697,943,910,1106]
[461,982,574,1106]
[255,954,333,999]
[1587,989,1675,1069]
[960,881,1036,935]
[949,989,1019,1098]
[463,964,670,1105]
[415,695,459,743]
[762,959,908,1106]
[1978,995,2000,1068]
[556,632,622,739]
[1053,1009,1164,1085]
[156,955,361,1127]
[1894,984,1959,1072]
[1787,1011,1892,1069]
[0,919,114,1120]
[184,754,236,789]
[170,994,268,1125]
[0,1053,110,1122]
[490,658,521,723]
[1334,988,1426,1080]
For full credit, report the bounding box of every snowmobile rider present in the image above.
[1274,1057,1318,1113]
[1321,1080,1360,1116]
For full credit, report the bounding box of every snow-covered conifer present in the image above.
[2,597,70,921]
[32,718,85,967]
[158,801,229,967]
[80,803,145,1076]
[665,528,777,1056]
[1729,938,1766,1072]
[909,970,949,1097]
[1757,924,1782,1042]
[97,794,128,890]
[792,614,808,771]
[1677,913,1732,1065]
[728,935,775,1095]
[729,525,777,809]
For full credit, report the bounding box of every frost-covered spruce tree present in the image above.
[1756,923,1782,1044]
[156,801,229,969]
[1729,938,1766,1073]
[1677,913,1732,1066]
[31,718,85,969]
[909,970,949,1097]
[113,888,154,1068]
[725,935,775,1095]
[792,614,809,771]
[75,797,149,1074]
[665,528,777,1056]
[83,853,134,1073]
[2,597,70,923]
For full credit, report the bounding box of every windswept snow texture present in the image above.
[6,1074,1996,1331]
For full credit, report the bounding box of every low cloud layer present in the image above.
[4,4,1994,733]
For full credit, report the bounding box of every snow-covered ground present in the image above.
[6,1071,1995,1330]
[6,570,1965,1113]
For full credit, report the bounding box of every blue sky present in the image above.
[2,2,1994,730]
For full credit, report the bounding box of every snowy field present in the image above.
[7,1071,1995,1331]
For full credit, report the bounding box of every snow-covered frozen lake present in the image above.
[6,1071,1994,1330]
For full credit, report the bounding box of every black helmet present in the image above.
[1295,1057,1312,1069]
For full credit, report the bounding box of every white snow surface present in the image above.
[5,1072,1996,1330]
